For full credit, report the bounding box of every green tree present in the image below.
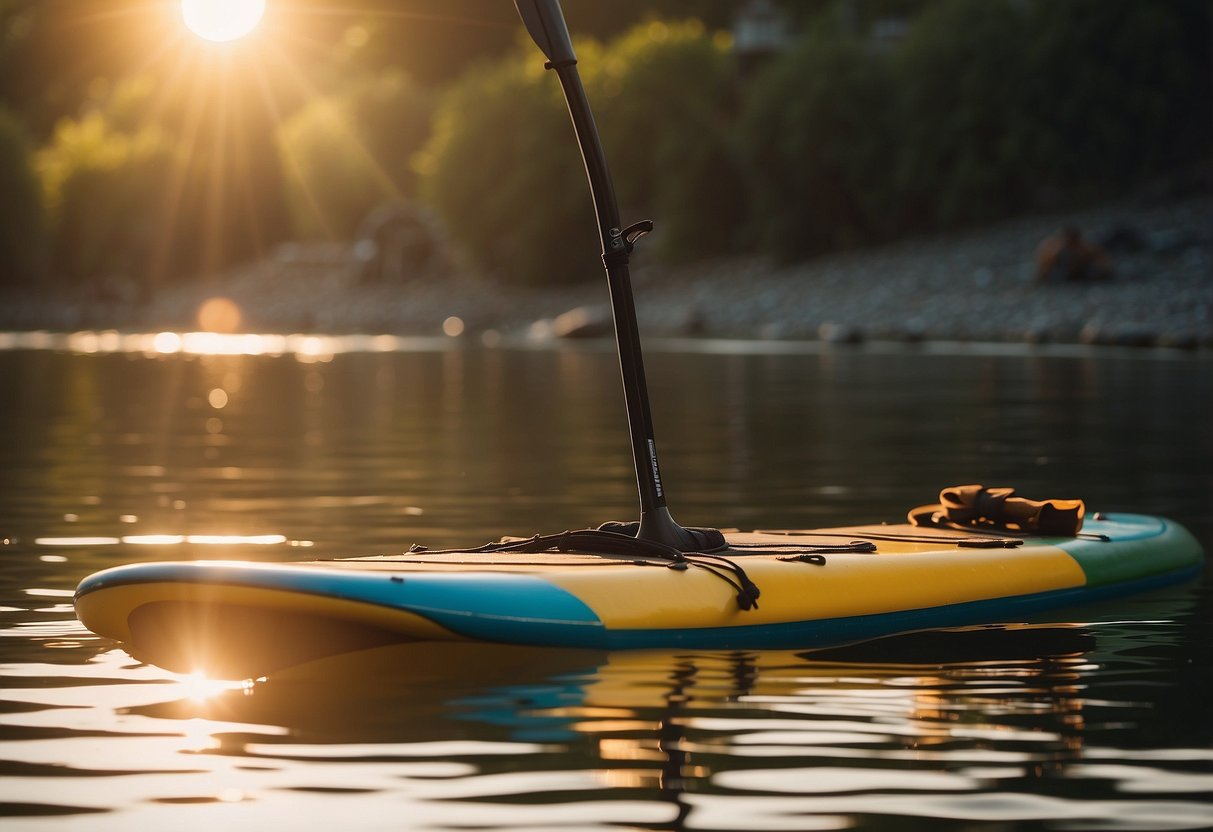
[593,20,747,261]
[278,70,435,239]
[419,20,749,283]
[892,0,1036,229]
[1023,0,1212,199]
[740,26,896,260]
[36,71,291,289]
[418,50,598,284]
[35,107,173,286]
[0,106,46,284]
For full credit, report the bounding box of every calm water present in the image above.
[1,335,1210,831]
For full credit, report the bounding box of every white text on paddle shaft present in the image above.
[648,439,663,498]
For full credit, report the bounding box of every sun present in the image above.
[180,0,266,43]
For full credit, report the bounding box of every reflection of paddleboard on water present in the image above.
[125,642,609,741]
[121,624,1100,740]
[73,0,1203,680]
[111,627,1160,832]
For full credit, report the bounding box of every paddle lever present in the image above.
[621,220,653,250]
[604,220,654,269]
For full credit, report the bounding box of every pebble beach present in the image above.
[2,194,1210,350]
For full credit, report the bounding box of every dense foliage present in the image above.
[36,106,172,287]
[419,57,598,284]
[33,75,290,290]
[1023,0,1211,197]
[278,71,434,239]
[740,26,897,260]
[742,0,1213,260]
[891,0,1037,231]
[0,106,45,284]
[591,21,747,262]
[0,0,1208,288]
[419,21,748,283]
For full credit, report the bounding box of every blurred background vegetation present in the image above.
[0,0,1209,291]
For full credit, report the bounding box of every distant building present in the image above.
[867,17,909,53]
[732,0,791,76]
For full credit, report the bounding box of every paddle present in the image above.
[512,0,720,552]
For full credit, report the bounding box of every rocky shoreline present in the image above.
[2,194,1210,350]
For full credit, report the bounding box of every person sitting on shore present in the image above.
[1035,226,1114,284]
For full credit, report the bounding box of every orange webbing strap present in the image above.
[909,484,1085,537]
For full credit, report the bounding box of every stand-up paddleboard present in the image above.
[73,2,1205,678]
[75,511,1203,678]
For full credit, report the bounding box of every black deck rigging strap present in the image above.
[401,526,880,612]
[406,527,764,610]
[909,484,1085,536]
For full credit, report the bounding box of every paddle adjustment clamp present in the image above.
[603,220,654,269]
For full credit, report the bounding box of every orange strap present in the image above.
[909,484,1085,536]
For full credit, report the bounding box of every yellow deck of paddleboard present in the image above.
[315,526,1088,631]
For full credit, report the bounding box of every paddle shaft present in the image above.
[507,0,722,550]
[513,0,677,531]
[550,65,668,517]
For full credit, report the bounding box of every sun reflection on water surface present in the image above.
[0,329,454,357]
[34,534,302,547]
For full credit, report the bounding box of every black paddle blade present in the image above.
[513,0,576,65]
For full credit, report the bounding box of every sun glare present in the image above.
[180,0,266,43]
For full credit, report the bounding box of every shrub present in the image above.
[1022,0,1212,198]
[278,70,435,239]
[591,21,747,261]
[418,52,598,285]
[419,21,748,283]
[34,72,294,289]
[36,109,173,286]
[0,107,46,285]
[740,28,896,260]
[891,0,1036,229]
[739,0,1211,258]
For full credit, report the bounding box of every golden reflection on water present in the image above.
[175,670,251,706]
[97,629,1154,829]
[0,329,451,357]
[34,534,301,547]
[182,630,1096,748]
